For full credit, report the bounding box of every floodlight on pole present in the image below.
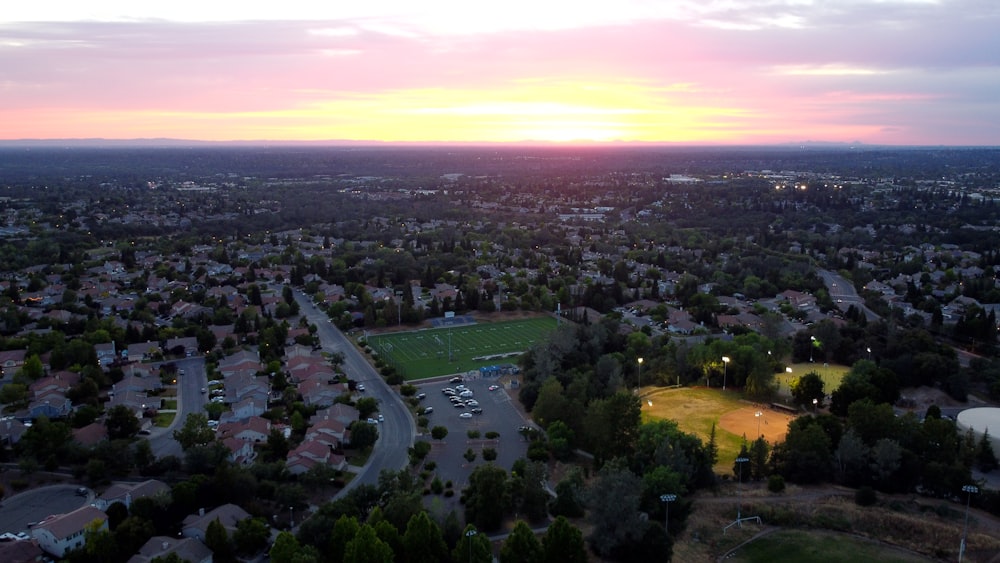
[959,485,979,562]
[637,357,643,395]
[755,410,763,438]
[466,529,478,563]
[724,456,761,533]
[660,493,677,533]
[810,336,816,362]
[722,356,730,390]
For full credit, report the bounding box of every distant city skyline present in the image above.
[2,2,999,145]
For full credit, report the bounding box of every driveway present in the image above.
[0,484,90,536]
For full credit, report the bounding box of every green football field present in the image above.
[366,316,559,380]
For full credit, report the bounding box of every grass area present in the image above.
[162,399,177,410]
[641,387,749,473]
[366,316,558,380]
[729,529,934,562]
[775,362,850,399]
[154,412,175,427]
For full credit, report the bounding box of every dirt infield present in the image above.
[718,405,798,443]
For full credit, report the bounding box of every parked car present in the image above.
[357,383,366,392]
[417,393,426,400]
[75,487,88,496]
[450,376,464,383]
[488,385,500,391]
[422,406,434,414]
[471,407,483,414]
[459,412,473,419]
[442,387,456,395]
[454,402,466,408]
[465,400,479,407]
[377,414,384,422]
[459,390,474,398]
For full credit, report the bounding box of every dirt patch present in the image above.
[718,405,797,444]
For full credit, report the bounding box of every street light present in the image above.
[660,493,677,534]
[810,336,816,362]
[466,529,478,563]
[289,506,294,528]
[755,410,763,438]
[722,356,730,390]
[813,398,818,414]
[637,357,643,395]
[959,484,979,562]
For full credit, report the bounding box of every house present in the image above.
[0,537,45,563]
[286,439,346,475]
[31,505,108,558]
[311,404,360,427]
[0,349,27,377]
[94,342,117,367]
[164,336,199,357]
[129,536,213,563]
[221,436,256,465]
[181,504,251,542]
[217,350,263,378]
[72,422,108,447]
[0,416,28,445]
[126,342,161,362]
[297,378,345,407]
[93,479,170,512]
[218,416,271,444]
[304,418,348,450]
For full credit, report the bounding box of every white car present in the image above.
[459,412,473,419]
[377,414,385,423]
[357,383,366,392]
[465,400,479,407]
[459,390,474,398]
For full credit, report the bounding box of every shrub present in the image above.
[855,486,877,507]
[482,448,497,461]
[431,476,444,494]
[424,461,437,471]
[485,431,500,439]
[767,474,786,493]
[467,430,481,439]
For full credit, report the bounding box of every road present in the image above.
[293,290,415,490]
[148,356,208,459]
[817,269,880,322]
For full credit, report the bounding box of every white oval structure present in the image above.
[956,407,1000,455]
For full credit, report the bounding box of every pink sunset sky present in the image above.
[2,1,998,145]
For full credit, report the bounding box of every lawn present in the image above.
[365,316,558,380]
[775,362,850,399]
[729,529,934,562]
[641,387,797,474]
[154,412,175,427]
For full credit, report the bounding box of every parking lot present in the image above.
[415,375,531,488]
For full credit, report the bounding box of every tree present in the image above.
[402,511,449,563]
[500,520,542,563]
[541,516,587,563]
[205,518,234,563]
[343,524,393,563]
[234,517,271,557]
[977,430,999,472]
[355,396,379,419]
[172,413,215,450]
[270,531,318,563]
[790,371,825,407]
[349,421,378,450]
[465,464,511,531]
[329,515,360,563]
[585,458,644,558]
[431,425,449,441]
[584,391,641,463]
[105,404,141,440]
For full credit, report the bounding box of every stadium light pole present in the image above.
[466,528,477,563]
[722,356,730,390]
[755,410,763,438]
[660,493,677,534]
[959,484,979,562]
[637,357,643,395]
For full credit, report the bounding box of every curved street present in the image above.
[293,290,416,492]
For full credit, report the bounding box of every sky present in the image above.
[2,1,999,145]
